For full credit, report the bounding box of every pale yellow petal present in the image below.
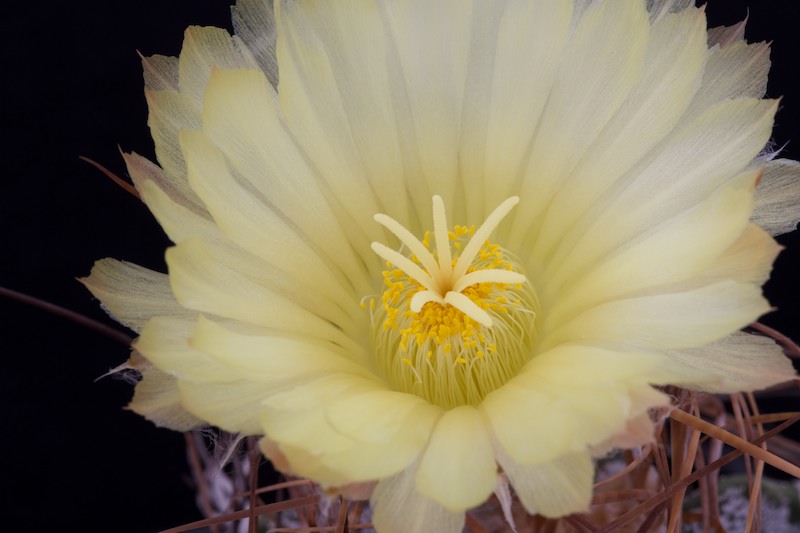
[325,390,440,445]
[160,168,360,329]
[134,316,240,383]
[258,436,294,477]
[578,212,779,303]
[686,223,782,287]
[166,238,359,349]
[542,280,770,351]
[143,88,202,201]
[752,159,800,235]
[178,378,273,434]
[179,128,363,309]
[262,409,362,481]
[129,366,204,431]
[497,450,593,518]
[518,345,674,385]
[278,0,417,225]
[261,400,360,459]
[541,98,777,294]
[232,0,279,86]
[463,0,573,218]
[666,332,796,392]
[317,400,440,482]
[414,406,496,511]
[124,150,210,221]
[275,0,403,240]
[201,67,374,289]
[482,382,577,465]
[141,53,179,91]
[177,26,258,103]
[591,412,658,457]
[706,19,747,48]
[686,39,771,117]
[372,462,466,533]
[619,98,775,213]
[82,259,187,333]
[482,345,671,465]
[267,441,358,487]
[133,176,222,245]
[376,0,475,219]
[142,25,259,203]
[647,0,694,22]
[259,377,440,485]
[188,316,371,382]
[135,170,359,335]
[545,186,753,326]
[529,6,708,260]
[175,322,356,437]
[509,0,650,245]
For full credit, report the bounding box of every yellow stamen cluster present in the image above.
[382,238,512,351]
[369,197,538,409]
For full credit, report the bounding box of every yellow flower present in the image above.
[84,0,799,530]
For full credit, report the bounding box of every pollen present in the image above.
[369,196,538,409]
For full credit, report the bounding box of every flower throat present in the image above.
[368,196,538,409]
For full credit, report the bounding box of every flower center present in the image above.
[368,196,538,409]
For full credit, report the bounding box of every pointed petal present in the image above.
[497,450,593,518]
[517,345,674,385]
[201,67,374,289]
[690,224,782,287]
[260,378,440,485]
[188,316,371,382]
[141,53,179,91]
[707,19,747,47]
[375,0,476,219]
[529,6,708,259]
[81,259,187,333]
[274,0,404,232]
[178,378,273,434]
[326,390,440,445]
[125,152,217,243]
[142,25,259,211]
[686,40,771,116]
[482,345,670,464]
[647,0,694,22]
[179,128,363,309]
[546,186,754,325]
[134,316,240,383]
[177,26,258,103]
[510,0,651,244]
[321,392,441,482]
[542,98,777,294]
[666,332,796,392]
[463,0,573,216]
[129,366,204,431]
[232,0,279,86]
[143,88,202,202]
[542,280,770,351]
[166,238,359,348]
[415,406,496,511]
[268,381,386,451]
[752,159,800,235]
[372,462,466,533]
[493,475,517,532]
[591,412,658,456]
[135,164,360,334]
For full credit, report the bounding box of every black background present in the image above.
[2,1,799,531]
